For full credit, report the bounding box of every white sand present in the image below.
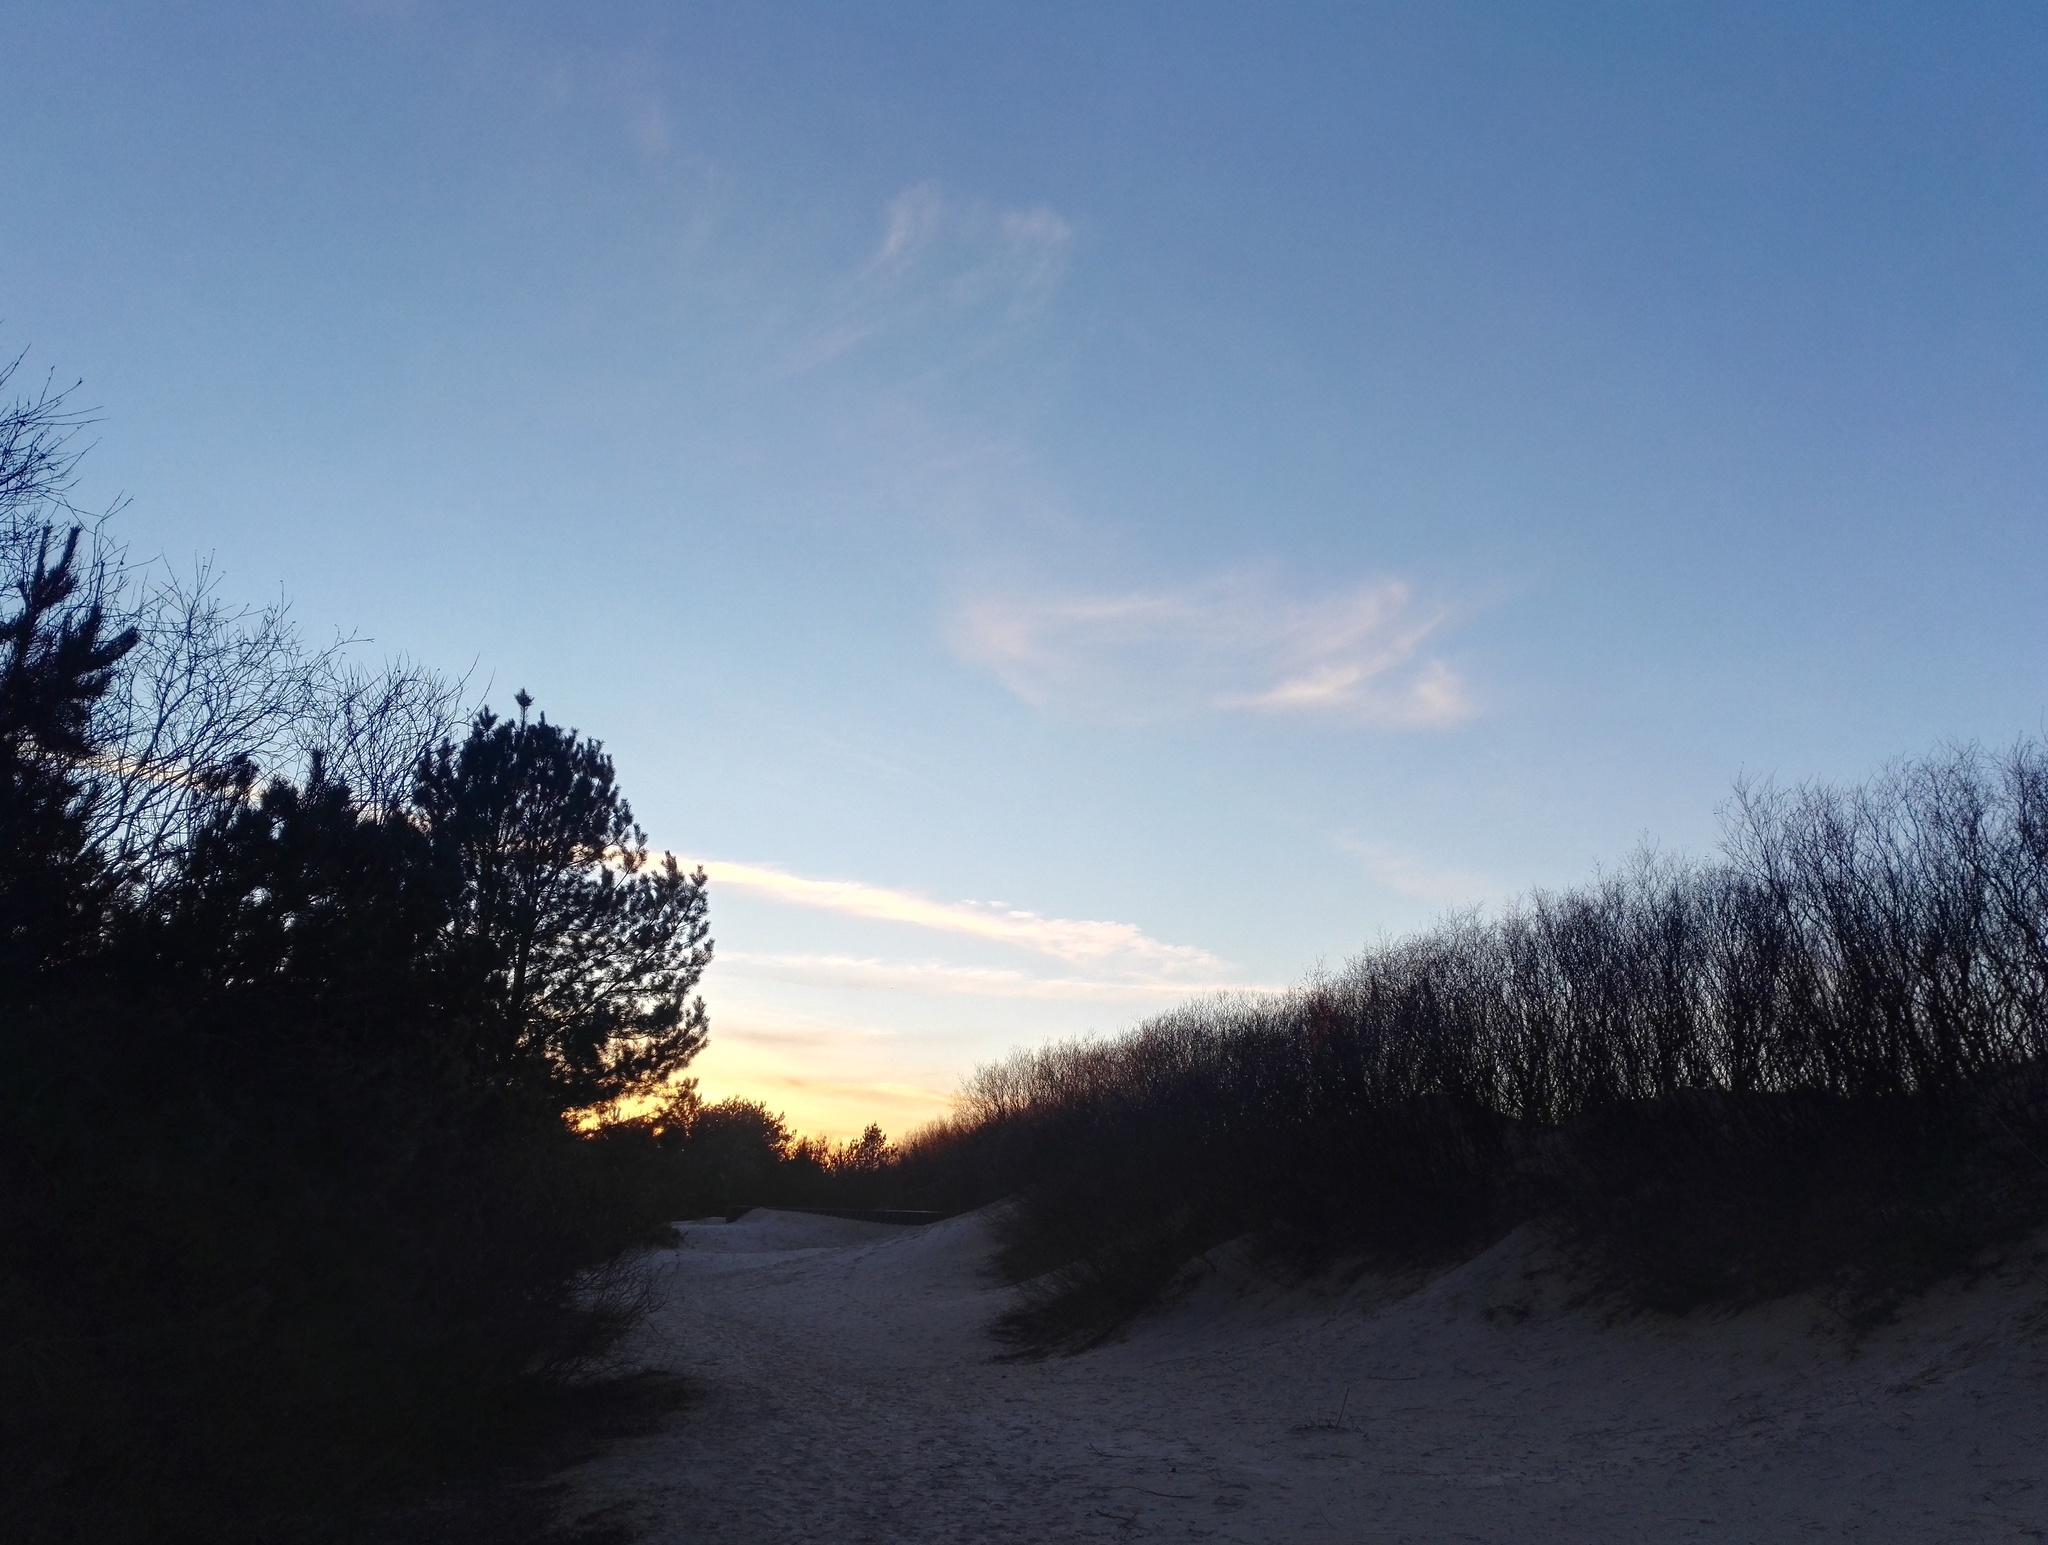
[557,1208,2048,1541]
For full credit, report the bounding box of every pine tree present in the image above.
[415,692,712,1110]
[0,526,138,976]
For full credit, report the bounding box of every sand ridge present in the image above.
[558,1208,2048,1541]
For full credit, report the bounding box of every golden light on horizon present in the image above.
[684,1028,959,1143]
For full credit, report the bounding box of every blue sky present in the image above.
[7,3,2045,1133]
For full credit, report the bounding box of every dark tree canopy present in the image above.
[142,759,447,1050]
[417,694,712,1111]
[0,526,138,976]
[0,350,727,1539]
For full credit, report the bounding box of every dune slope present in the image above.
[557,1209,2048,1542]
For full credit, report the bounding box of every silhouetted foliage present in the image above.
[417,697,710,1113]
[0,526,138,977]
[884,744,2048,1349]
[589,1096,910,1220]
[678,1097,795,1205]
[0,355,714,1542]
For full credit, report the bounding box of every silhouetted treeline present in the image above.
[885,744,2048,1347]
[599,1084,903,1217]
[0,361,713,1541]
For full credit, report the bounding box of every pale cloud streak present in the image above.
[662,860,1268,1139]
[678,857,1229,979]
[867,182,947,272]
[864,181,1072,297]
[793,183,1072,372]
[1336,836,1500,907]
[718,950,1270,1002]
[952,574,1476,728]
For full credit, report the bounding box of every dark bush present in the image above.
[0,361,716,1541]
[611,1098,914,1220]
[887,746,2048,1347]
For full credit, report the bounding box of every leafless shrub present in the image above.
[2,354,468,899]
[0,351,99,536]
[895,741,2048,1342]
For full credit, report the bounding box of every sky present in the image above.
[5,3,2046,1136]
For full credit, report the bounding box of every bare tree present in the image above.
[299,653,469,817]
[0,350,96,534]
[0,349,469,898]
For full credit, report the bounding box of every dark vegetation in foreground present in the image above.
[876,743,2048,1349]
[0,360,742,1542]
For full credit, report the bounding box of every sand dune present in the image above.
[558,1208,2048,1542]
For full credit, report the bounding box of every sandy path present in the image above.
[558,1209,2048,1542]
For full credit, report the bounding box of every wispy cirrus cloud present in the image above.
[1335,837,1500,907]
[678,857,1228,980]
[659,859,1267,1139]
[863,182,1071,296]
[792,183,1072,372]
[867,182,947,272]
[951,574,1476,728]
[718,950,1271,1002]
